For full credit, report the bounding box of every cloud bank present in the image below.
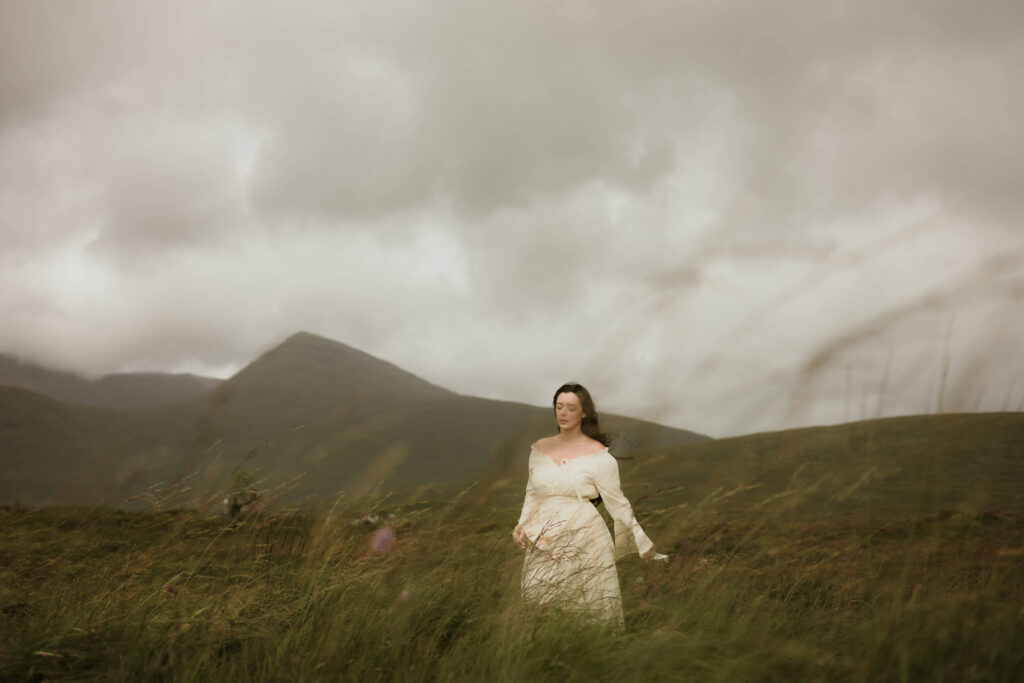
[1,0,1022,436]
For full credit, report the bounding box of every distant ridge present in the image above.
[0,331,709,506]
[4,328,1022,522]
[624,411,1024,518]
[0,353,220,409]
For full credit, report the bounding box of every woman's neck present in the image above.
[557,427,586,442]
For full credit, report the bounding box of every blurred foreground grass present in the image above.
[1,494,1022,682]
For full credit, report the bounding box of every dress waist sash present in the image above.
[541,494,602,506]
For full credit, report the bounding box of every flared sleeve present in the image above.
[593,452,654,560]
[516,457,539,528]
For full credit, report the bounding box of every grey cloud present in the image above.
[1,0,1022,437]
[4,0,1022,231]
[92,127,248,256]
[240,3,681,221]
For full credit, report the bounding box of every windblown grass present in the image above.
[1,491,1021,682]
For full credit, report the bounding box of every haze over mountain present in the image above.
[0,332,709,506]
[8,332,1017,519]
[0,353,220,409]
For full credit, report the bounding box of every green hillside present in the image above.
[0,332,708,506]
[0,386,198,504]
[9,331,1016,520]
[0,353,219,409]
[619,411,1024,520]
[161,332,708,503]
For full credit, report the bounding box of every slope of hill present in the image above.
[0,332,709,506]
[617,411,1024,520]
[5,332,1020,520]
[0,385,196,504]
[167,332,709,502]
[0,353,220,409]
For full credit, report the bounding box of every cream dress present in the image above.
[516,446,655,627]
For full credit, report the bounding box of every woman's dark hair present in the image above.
[553,382,612,447]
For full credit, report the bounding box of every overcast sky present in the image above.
[1,0,1022,437]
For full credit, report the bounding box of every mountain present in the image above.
[162,331,709,502]
[621,411,1024,519]
[0,332,709,506]
[3,332,1021,521]
[0,384,197,504]
[0,353,220,409]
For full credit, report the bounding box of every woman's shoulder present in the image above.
[579,435,609,454]
[531,436,552,450]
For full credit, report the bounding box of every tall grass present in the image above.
[2,488,1021,682]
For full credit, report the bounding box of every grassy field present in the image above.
[2,485,1022,682]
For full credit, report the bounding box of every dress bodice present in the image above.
[517,446,654,559]
[525,446,608,501]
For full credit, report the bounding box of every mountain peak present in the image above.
[280,330,333,346]
[265,331,403,369]
[274,331,377,358]
[226,331,453,403]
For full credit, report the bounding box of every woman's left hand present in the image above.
[641,548,669,561]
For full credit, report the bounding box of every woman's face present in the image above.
[555,391,585,433]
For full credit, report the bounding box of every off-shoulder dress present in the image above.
[516,446,655,626]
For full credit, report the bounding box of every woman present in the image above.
[512,382,664,627]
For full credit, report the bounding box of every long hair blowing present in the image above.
[553,382,612,447]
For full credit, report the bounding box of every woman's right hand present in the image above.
[512,525,527,549]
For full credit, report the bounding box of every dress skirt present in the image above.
[520,494,623,626]
[517,447,655,630]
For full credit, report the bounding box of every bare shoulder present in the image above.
[585,437,608,453]
[532,436,556,451]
